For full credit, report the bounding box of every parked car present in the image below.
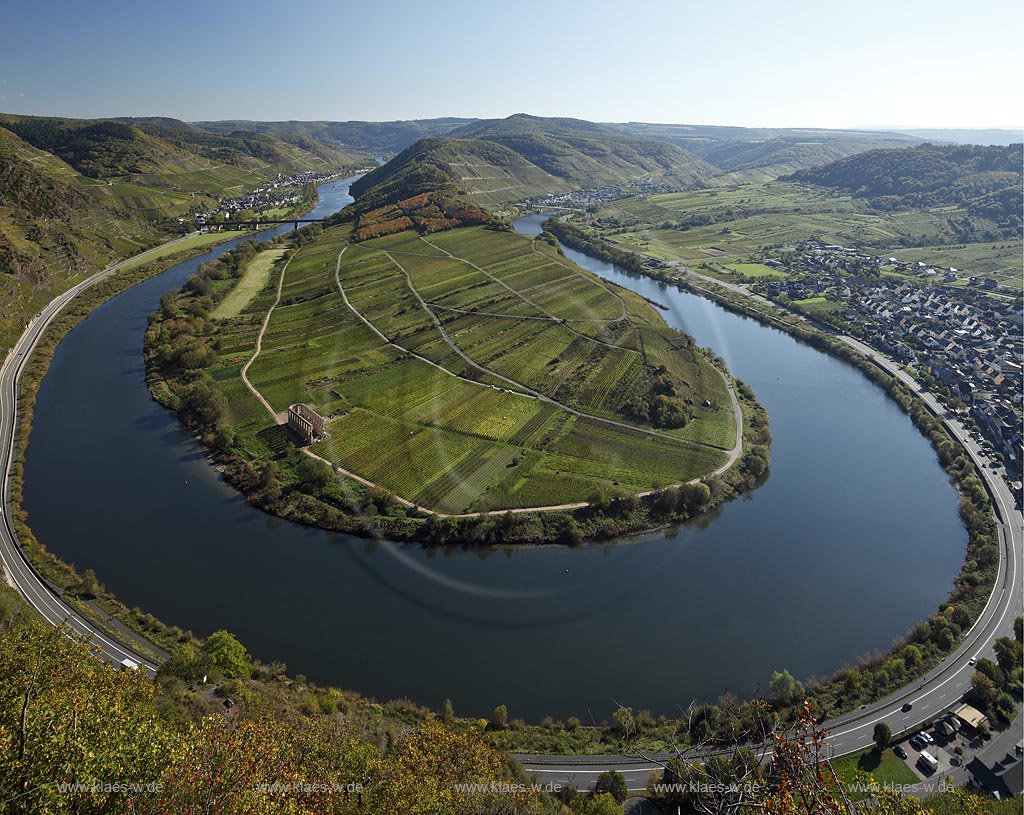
[909,736,925,750]
[918,731,934,744]
[894,744,908,759]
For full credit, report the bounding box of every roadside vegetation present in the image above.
[1,582,1010,815]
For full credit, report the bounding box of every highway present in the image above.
[517,270,1023,791]
[0,234,206,677]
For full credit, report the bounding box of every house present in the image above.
[967,741,1024,799]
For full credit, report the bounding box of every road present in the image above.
[517,268,1023,792]
[0,234,206,677]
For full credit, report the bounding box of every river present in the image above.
[21,188,967,721]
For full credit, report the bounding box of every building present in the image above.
[954,703,990,733]
[967,740,1024,799]
[287,404,326,446]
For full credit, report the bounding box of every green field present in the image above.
[212,247,288,319]
[219,225,736,514]
[120,231,248,272]
[831,747,918,802]
[594,182,1017,275]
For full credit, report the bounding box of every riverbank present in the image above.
[5,233,255,658]
[487,214,1006,744]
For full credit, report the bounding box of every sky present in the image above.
[1,0,1021,130]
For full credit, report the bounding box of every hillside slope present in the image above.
[611,122,923,182]
[0,114,365,357]
[194,117,475,155]
[1,114,366,191]
[787,142,1023,238]
[450,113,715,186]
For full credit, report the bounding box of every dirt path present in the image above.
[238,250,294,424]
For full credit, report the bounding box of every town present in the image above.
[750,241,1023,485]
[191,170,338,225]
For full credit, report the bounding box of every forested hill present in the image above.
[0,113,364,179]
[343,138,542,239]
[342,115,717,241]
[609,122,923,183]
[448,113,715,187]
[787,143,1023,238]
[195,117,475,156]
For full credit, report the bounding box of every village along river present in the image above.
[22,183,966,720]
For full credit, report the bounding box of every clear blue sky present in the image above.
[1,0,1021,129]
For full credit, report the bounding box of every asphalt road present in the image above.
[517,274,1023,791]
[0,234,204,677]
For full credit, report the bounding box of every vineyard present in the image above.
[213,223,739,514]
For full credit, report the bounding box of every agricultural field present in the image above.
[889,240,1022,287]
[212,247,289,318]
[219,224,737,514]
[592,181,998,266]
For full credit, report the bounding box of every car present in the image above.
[969,655,977,665]
[909,736,925,750]
[918,731,934,744]
[901,702,913,712]
[894,745,908,759]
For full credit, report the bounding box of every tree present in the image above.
[593,770,628,803]
[966,671,997,710]
[993,636,1022,683]
[296,455,332,492]
[489,704,508,730]
[78,568,103,598]
[873,722,892,752]
[1014,615,1022,643]
[612,705,635,738]
[974,657,1005,688]
[585,792,624,814]
[770,669,805,708]
[440,698,455,724]
[202,630,251,679]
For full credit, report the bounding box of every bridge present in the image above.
[196,217,327,231]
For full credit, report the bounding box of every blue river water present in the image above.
[21,185,966,720]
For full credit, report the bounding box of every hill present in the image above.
[345,137,576,238]
[0,113,366,359]
[448,113,715,186]
[610,122,924,182]
[890,128,1024,147]
[194,117,475,155]
[787,142,1023,239]
[0,113,365,186]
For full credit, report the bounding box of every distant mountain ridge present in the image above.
[608,122,924,182]
[0,113,364,180]
[194,117,475,156]
[447,114,715,187]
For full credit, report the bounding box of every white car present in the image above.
[918,731,934,745]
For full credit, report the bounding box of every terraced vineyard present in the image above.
[227,225,738,514]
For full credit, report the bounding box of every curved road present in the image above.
[0,234,208,677]
[516,271,1023,791]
